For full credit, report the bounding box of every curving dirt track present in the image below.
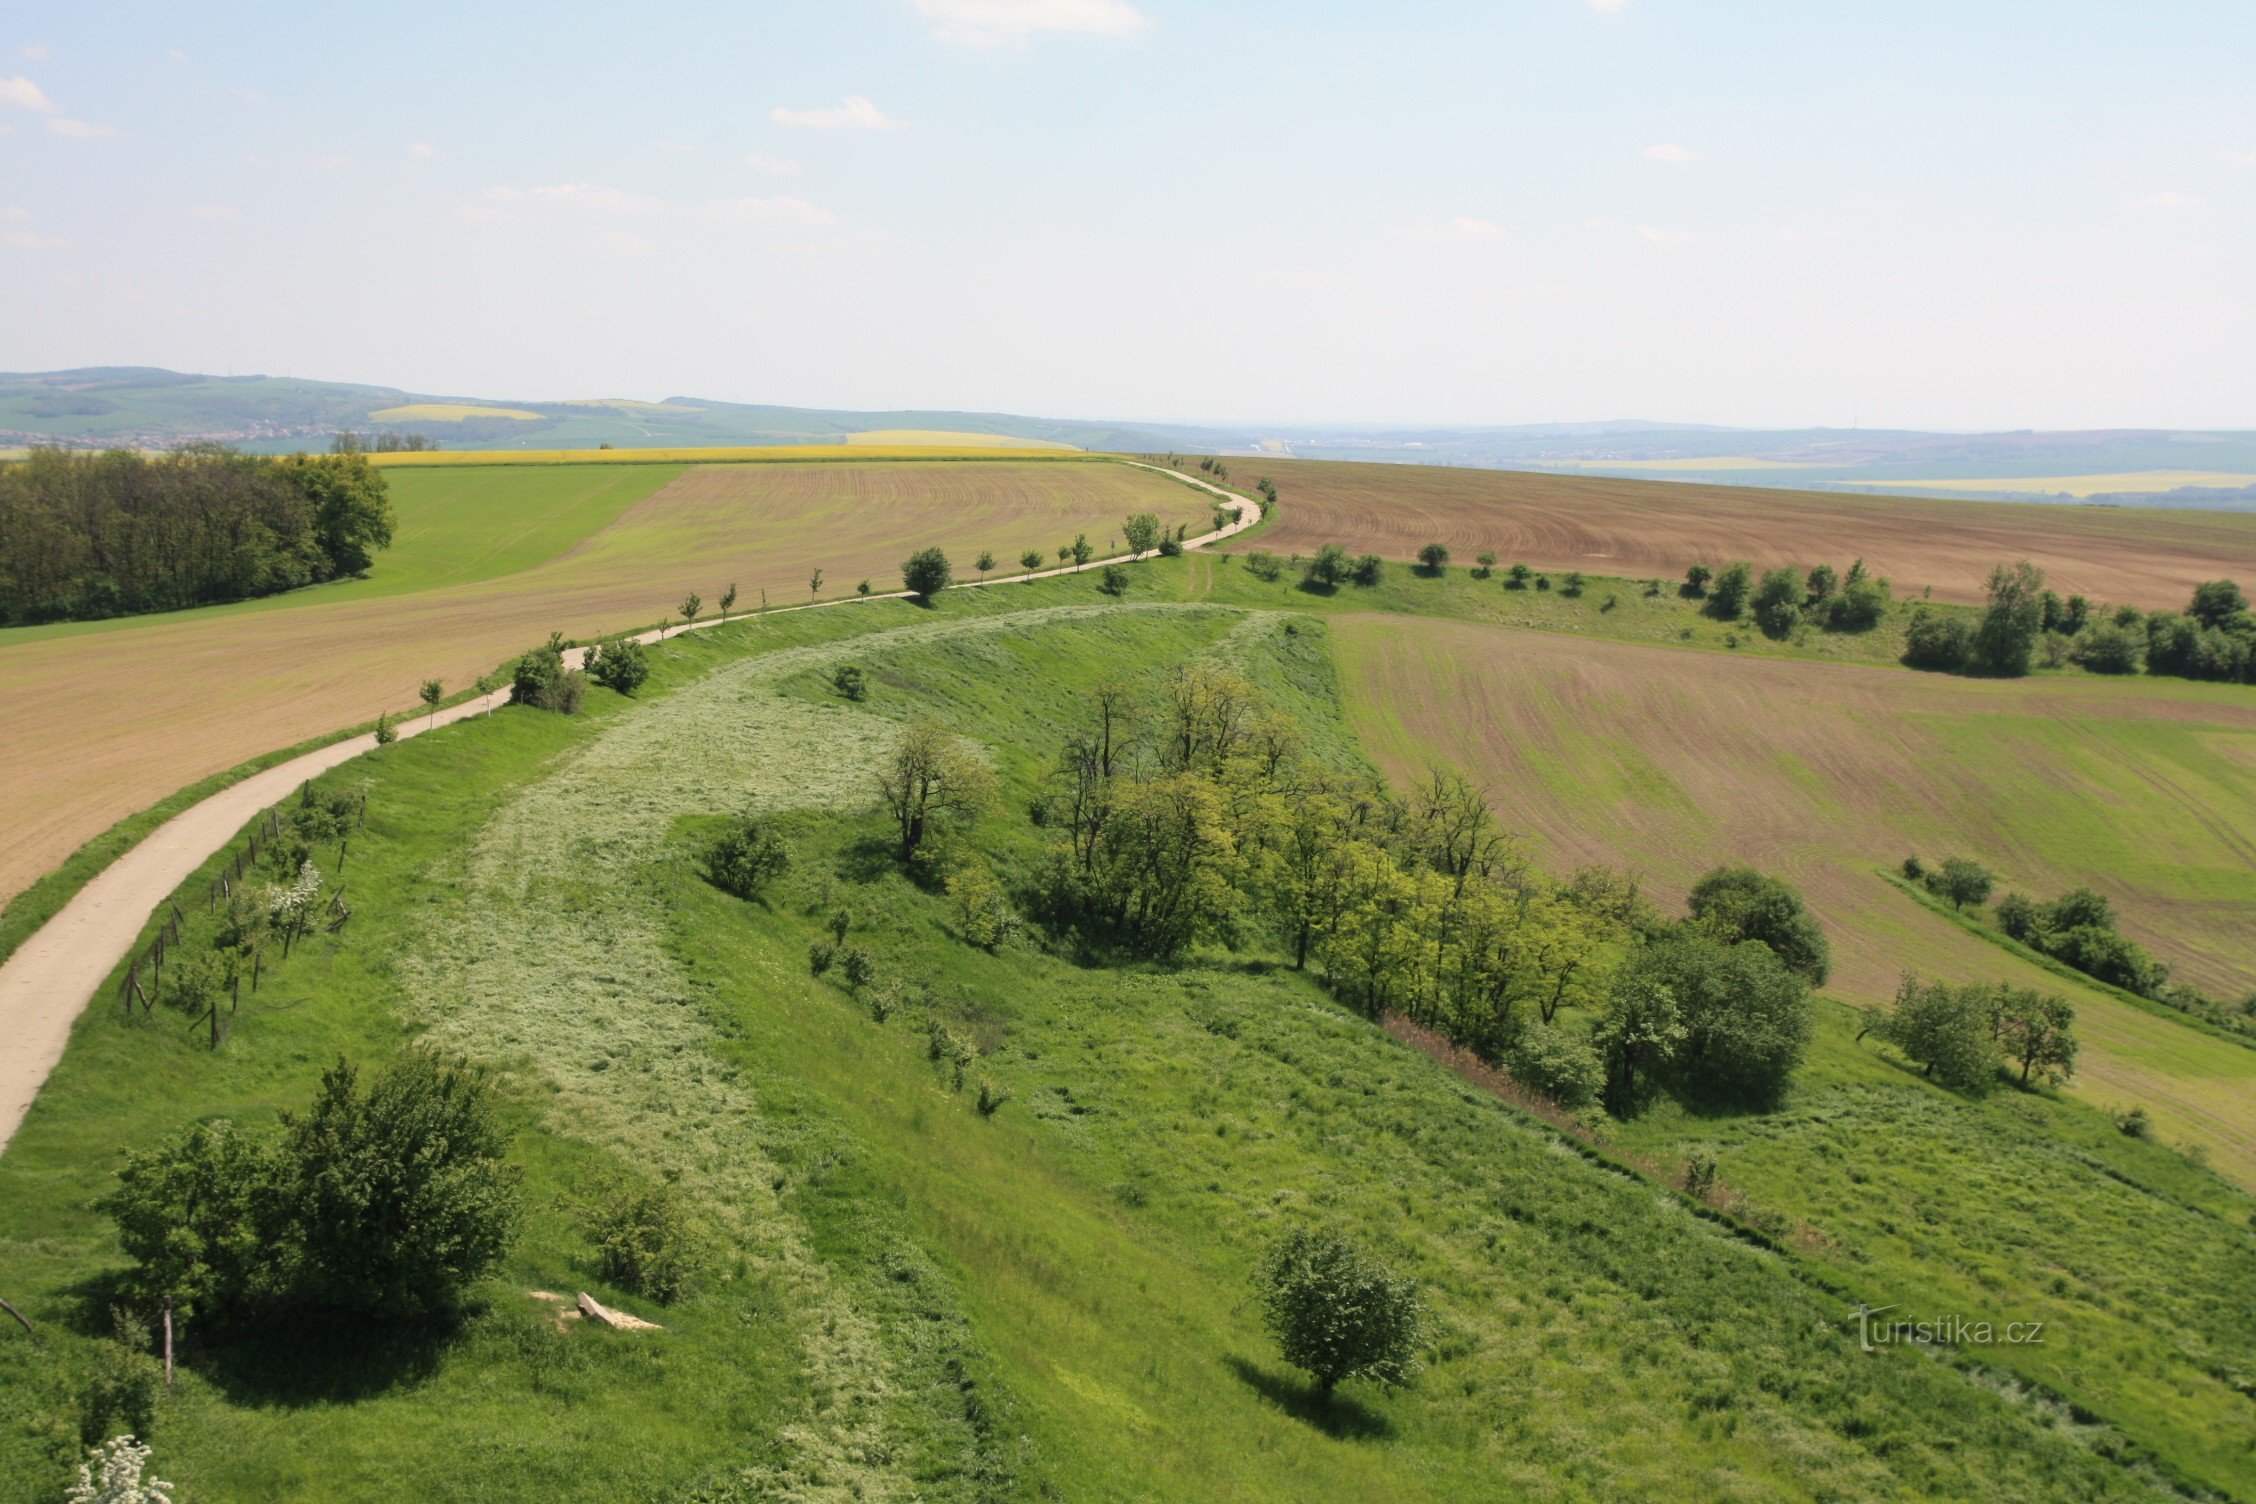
[0,463,1257,1154]
[1228,457,2256,609]
[0,459,1210,911]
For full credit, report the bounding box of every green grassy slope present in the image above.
[1,568,2245,1499]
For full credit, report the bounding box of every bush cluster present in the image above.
[100,1053,521,1327]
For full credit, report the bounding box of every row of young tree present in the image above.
[1906,565,2254,684]
[0,445,396,624]
[1683,558,1892,637]
[1905,850,2254,1036]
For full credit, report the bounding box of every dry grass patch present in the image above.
[1226,456,2256,607]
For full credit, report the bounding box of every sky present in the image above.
[2,1,2252,431]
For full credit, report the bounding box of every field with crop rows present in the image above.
[0,458,1210,907]
[1332,614,2256,1182]
[1224,457,2256,607]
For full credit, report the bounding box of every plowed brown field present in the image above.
[0,460,1207,907]
[1333,613,2256,1180]
[1233,458,2256,607]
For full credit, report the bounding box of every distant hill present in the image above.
[0,368,1175,456]
[4,367,2252,508]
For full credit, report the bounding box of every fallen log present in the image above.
[576,1292,662,1332]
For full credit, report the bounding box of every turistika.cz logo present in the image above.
[1850,1303,2046,1353]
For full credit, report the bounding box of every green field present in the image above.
[5,558,2253,1500]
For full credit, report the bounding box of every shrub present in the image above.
[947,861,1015,950]
[1970,560,2045,677]
[839,946,875,991]
[1682,563,1712,598]
[2046,887,2116,932]
[1994,987,2078,1087]
[1900,854,1924,881]
[1994,892,2043,942]
[1303,543,1350,589]
[1507,563,1533,589]
[900,547,952,598]
[1502,1023,1603,1109]
[808,940,835,977]
[1593,975,1684,1115]
[1616,932,1811,1107]
[512,634,585,714]
[1927,856,1993,910]
[1121,512,1162,553]
[2072,621,2144,674]
[1472,551,1496,579]
[1707,561,1754,619]
[2046,924,2164,996]
[585,1176,708,1303]
[1245,550,1283,582]
[1256,1228,1424,1398]
[1681,1149,1720,1200]
[831,664,868,701]
[1535,574,1551,591]
[2117,1104,2153,1140]
[1902,610,1973,671]
[1687,866,1830,983]
[1416,542,1449,574]
[67,1435,173,1504]
[101,1054,524,1327]
[586,635,649,695]
[1865,976,2001,1094]
[975,1078,1011,1117]
[1824,570,1891,631]
[373,711,395,747]
[1751,567,1802,638]
[1098,563,1131,596]
[271,1053,521,1318]
[1351,553,1385,587]
[1561,571,1585,598]
[705,816,791,900]
[75,1314,161,1448]
[1156,534,1183,557]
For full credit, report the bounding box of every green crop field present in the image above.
[4,559,2252,1501]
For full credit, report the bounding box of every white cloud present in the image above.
[1642,142,1697,163]
[2230,148,2256,167]
[772,94,901,131]
[908,0,1146,47]
[1587,0,1627,11]
[658,140,700,154]
[0,74,54,111]
[2,228,68,251]
[2132,190,2202,210]
[408,142,442,160]
[0,206,29,222]
[187,203,239,222]
[167,48,188,61]
[48,118,122,140]
[307,152,349,169]
[485,183,666,215]
[745,152,802,175]
[696,195,838,227]
[1637,224,1692,244]
[21,43,50,62]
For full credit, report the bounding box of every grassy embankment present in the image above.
[3,568,2249,1500]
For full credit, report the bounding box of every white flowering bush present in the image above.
[65,1436,173,1504]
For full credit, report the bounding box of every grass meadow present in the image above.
[0,457,1210,908]
[3,569,2251,1499]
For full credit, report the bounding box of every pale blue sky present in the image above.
[3,1,2251,429]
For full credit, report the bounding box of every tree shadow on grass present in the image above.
[193,1307,465,1407]
[1224,1355,1393,1440]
